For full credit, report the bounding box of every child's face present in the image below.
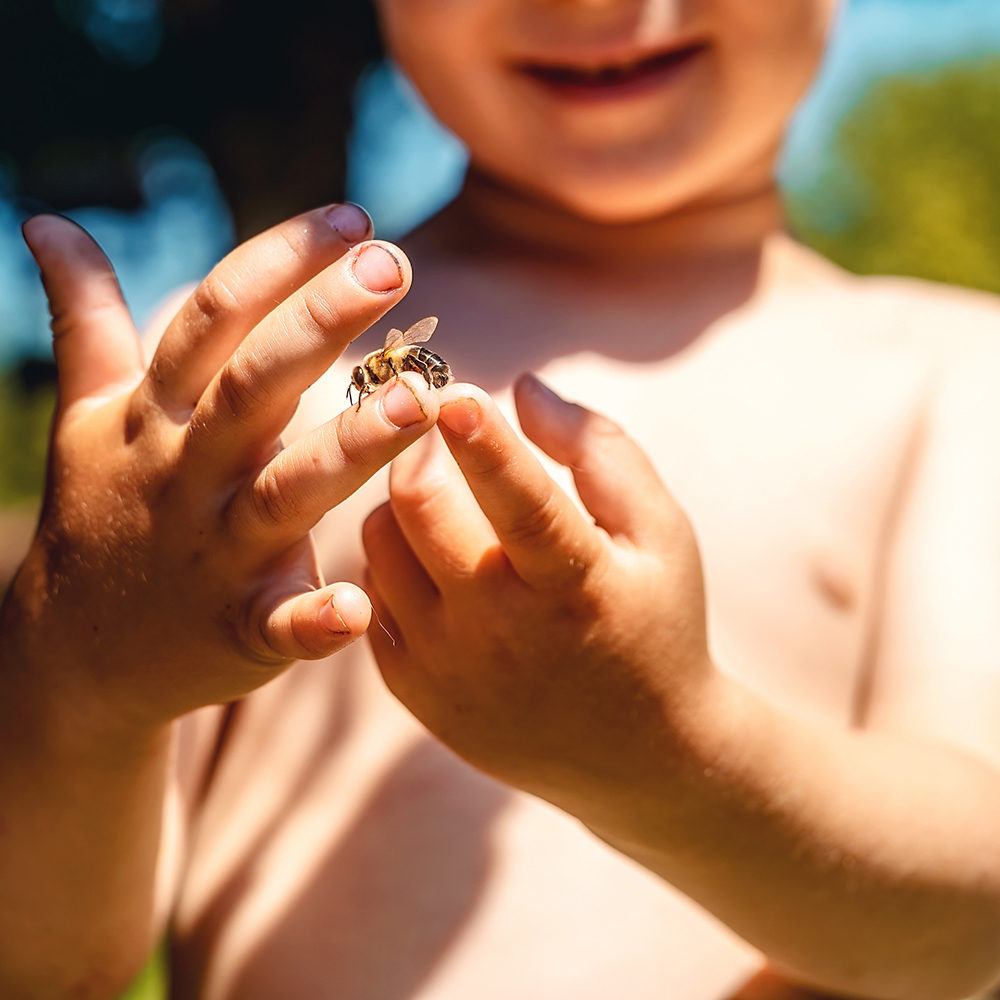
[374,0,837,222]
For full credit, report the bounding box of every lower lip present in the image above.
[517,44,708,103]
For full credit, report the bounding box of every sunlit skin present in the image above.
[379,0,831,223]
[3,1,1000,999]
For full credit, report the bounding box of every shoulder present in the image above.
[761,235,1000,366]
[765,241,1000,515]
[741,237,1000,471]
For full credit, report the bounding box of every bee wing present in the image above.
[398,316,439,346]
[383,328,405,349]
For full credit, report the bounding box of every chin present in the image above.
[474,126,730,224]
[527,171,706,225]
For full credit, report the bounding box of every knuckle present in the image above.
[243,629,289,669]
[48,305,73,343]
[541,550,595,597]
[252,463,301,529]
[467,442,507,482]
[49,286,123,344]
[504,494,560,547]
[298,285,345,337]
[217,353,268,418]
[328,418,373,474]
[562,548,596,588]
[240,613,291,669]
[123,393,149,444]
[191,270,240,329]
[274,224,310,267]
[573,553,610,603]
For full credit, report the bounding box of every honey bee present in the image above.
[347,316,453,409]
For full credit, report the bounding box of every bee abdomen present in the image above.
[430,365,452,389]
[404,347,453,389]
[427,358,452,389]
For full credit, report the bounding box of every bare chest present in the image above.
[173,299,928,1000]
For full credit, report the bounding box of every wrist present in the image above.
[0,580,173,770]
[574,663,762,854]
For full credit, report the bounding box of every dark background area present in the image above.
[1,0,380,237]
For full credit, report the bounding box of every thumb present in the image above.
[22,215,145,408]
[254,581,373,662]
[514,373,681,548]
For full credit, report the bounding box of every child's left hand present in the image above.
[362,373,720,833]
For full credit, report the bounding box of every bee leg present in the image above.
[403,354,435,390]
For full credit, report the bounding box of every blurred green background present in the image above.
[117,947,167,1000]
[787,55,1000,294]
[2,1,1000,995]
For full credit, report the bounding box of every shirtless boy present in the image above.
[4,1,1000,998]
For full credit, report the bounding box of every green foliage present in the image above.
[0,367,54,507]
[116,945,168,1000]
[787,56,1000,294]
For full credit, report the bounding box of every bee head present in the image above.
[351,366,366,390]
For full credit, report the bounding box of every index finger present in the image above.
[148,202,374,415]
[435,383,605,589]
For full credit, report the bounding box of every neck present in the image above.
[425,164,784,272]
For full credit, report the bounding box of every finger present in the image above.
[148,203,373,414]
[186,240,409,476]
[436,383,605,589]
[362,502,439,637]
[22,216,145,408]
[252,581,373,662]
[388,430,502,591]
[514,374,681,549]
[226,373,439,548]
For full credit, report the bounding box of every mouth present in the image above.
[516,42,709,101]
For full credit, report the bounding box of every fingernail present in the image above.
[325,202,373,245]
[439,397,481,438]
[522,372,564,403]
[381,377,428,428]
[319,595,351,635]
[352,243,404,293]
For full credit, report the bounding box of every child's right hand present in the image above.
[6,207,437,730]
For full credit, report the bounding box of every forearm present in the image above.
[590,673,1000,1000]
[0,611,176,1000]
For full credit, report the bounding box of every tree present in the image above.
[788,57,1000,295]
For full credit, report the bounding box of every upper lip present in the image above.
[514,39,709,88]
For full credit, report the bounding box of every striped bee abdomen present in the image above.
[403,346,453,389]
